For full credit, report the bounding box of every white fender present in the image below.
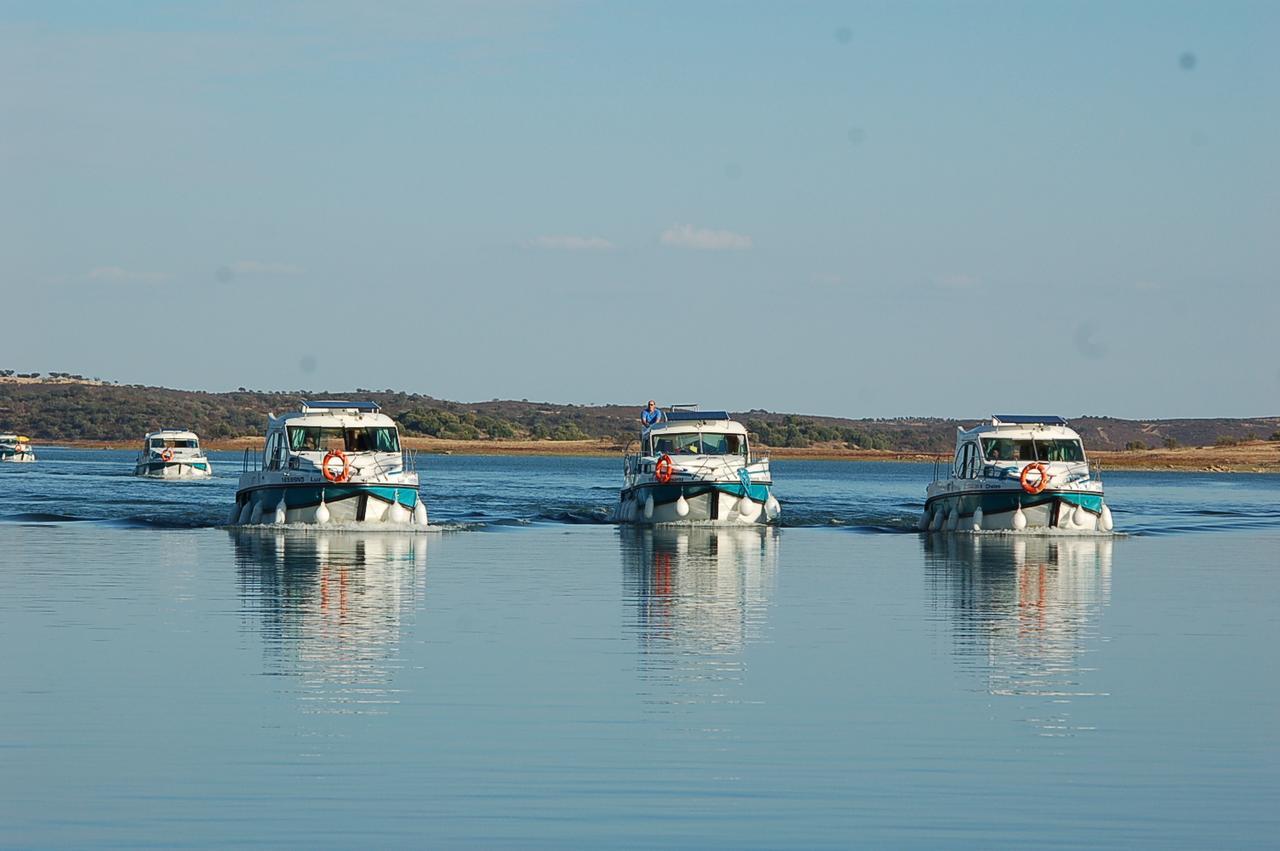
[273,495,287,525]
[413,496,429,525]
[643,494,654,520]
[972,506,984,531]
[1072,504,1088,528]
[230,502,244,525]
[946,508,959,530]
[1099,503,1114,532]
[248,499,263,525]
[738,494,754,517]
[930,506,945,531]
[918,509,931,530]
[386,490,410,524]
[675,493,690,517]
[1012,503,1027,531]
[764,493,781,520]
[315,492,330,524]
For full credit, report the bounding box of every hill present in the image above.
[1,379,1277,454]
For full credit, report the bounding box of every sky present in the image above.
[2,1,1277,419]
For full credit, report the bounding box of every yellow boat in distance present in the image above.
[0,434,36,463]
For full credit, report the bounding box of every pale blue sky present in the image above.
[2,1,1276,418]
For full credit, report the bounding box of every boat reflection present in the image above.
[231,528,428,715]
[922,533,1113,736]
[619,526,778,705]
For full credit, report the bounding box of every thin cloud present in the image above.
[86,266,168,284]
[660,224,752,251]
[232,260,303,275]
[522,235,614,251]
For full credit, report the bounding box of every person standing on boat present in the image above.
[641,400,665,427]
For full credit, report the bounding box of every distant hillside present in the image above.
[1,380,1277,452]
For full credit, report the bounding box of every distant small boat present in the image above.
[613,408,780,525]
[233,401,427,525]
[0,434,36,463]
[922,415,1113,532]
[134,430,213,479]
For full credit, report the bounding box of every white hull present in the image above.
[134,460,213,479]
[922,487,1110,532]
[0,453,36,463]
[234,476,427,527]
[614,482,774,526]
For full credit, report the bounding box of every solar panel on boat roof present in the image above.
[664,410,730,422]
[992,414,1068,425]
[302,400,381,412]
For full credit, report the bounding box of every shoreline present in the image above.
[32,437,1280,472]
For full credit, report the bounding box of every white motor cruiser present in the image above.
[233,401,427,526]
[614,409,779,525]
[922,415,1114,532]
[134,430,213,478]
[0,434,36,463]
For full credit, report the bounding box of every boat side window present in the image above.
[654,436,676,455]
[726,434,746,458]
[702,433,729,455]
[152,438,198,450]
[982,438,1039,461]
[288,426,400,453]
[342,428,400,452]
[1035,439,1084,462]
[982,438,1011,461]
[955,443,979,478]
[674,433,701,454]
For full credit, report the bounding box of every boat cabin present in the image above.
[263,401,402,471]
[951,415,1087,479]
[643,410,751,460]
[145,430,202,452]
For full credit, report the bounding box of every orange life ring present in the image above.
[322,449,351,483]
[161,448,174,462]
[1020,462,1049,495]
[654,454,674,484]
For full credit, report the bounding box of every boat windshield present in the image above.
[288,426,400,453]
[151,438,198,449]
[651,431,745,456]
[1035,439,1085,462]
[982,437,1084,462]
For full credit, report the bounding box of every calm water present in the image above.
[2,450,1278,847]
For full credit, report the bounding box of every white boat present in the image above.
[0,434,36,463]
[613,408,780,525]
[922,415,1114,532]
[134,430,213,478]
[233,401,427,526]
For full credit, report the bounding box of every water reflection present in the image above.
[923,534,1114,736]
[619,527,778,707]
[231,529,428,715]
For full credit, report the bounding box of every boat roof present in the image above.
[0,434,30,442]
[270,400,397,429]
[144,429,200,440]
[959,414,1082,441]
[666,410,731,422]
[992,414,1069,426]
[301,400,381,413]
[645,410,747,436]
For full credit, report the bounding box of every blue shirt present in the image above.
[641,407,663,426]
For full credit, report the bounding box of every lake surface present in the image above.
[2,450,1278,847]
